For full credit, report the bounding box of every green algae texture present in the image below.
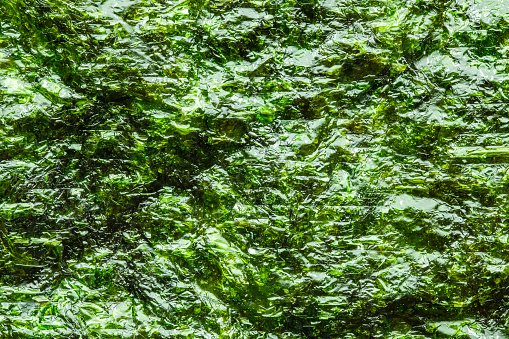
[2,0,509,338]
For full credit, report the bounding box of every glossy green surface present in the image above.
[1,0,509,337]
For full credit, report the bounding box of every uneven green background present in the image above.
[1,0,509,337]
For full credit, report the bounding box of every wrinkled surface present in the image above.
[1,0,509,337]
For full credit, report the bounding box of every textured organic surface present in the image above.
[2,0,509,337]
